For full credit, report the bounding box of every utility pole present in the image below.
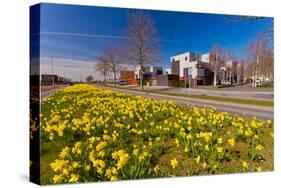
[229,70,232,85]
[221,67,225,84]
[188,68,192,96]
[184,68,187,89]
[51,57,55,88]
[255,55,259,87]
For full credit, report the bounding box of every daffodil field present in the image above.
[40,84,273,184]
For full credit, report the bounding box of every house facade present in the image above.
[170,52,213,86]
[135,65,163,80]
[120,70,137,85]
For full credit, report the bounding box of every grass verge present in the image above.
[103,85,273,107]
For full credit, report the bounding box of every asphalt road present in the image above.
[41,87,65,98]
[117,85,273,101]
[95,86,274,120]
[166,87,273,101]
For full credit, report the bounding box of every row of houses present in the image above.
[120,51,243,87]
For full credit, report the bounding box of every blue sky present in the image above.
[32,3,273,80]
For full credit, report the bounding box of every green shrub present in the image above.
[168,80,187,87]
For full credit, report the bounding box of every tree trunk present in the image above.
[140,71,144,91]
[113,72,116,87]
[237,73,240,84]
[214,73,217,86]
[104,74,106,86]
[252,73,256,87]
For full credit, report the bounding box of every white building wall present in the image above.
[200,53,210,63]
[171,52,190,77]
[134,65,163,79]
[151,67,163,75]
[170,52,199,78]
[135,65,140,79]
[179,61,190,77]
[190,61,198,78]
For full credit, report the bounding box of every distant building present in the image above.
[220,61,235,84]
[131,66,163,86]
[170,52,213,86]
[135,65,163,79]
[220,61,244,85]
[120,71,137,85]
[41,74,71,85]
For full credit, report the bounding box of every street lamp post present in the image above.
[51,58,55,88]
[220,67,226,85]
[188,68,192,96]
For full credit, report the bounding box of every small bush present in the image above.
[168,80,187,87]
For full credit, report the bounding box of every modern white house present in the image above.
[170,52,213,86]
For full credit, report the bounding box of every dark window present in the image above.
[185,56,188,61]
[156,70,163,75]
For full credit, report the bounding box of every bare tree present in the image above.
[235,60,245,84]
[95,61,110,86]
[264,50,274,81]
[223,50,236,84]
[86,75,94,83]
[245,36,273,87]
[209,45,224,86]
[246,41,259,87]
[122,11,160,91]
[244,63,255,84]
[98,44,122,87]
[224,15,273,86]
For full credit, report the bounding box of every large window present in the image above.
[197,68,205,76]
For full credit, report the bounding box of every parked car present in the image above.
[255,79,261,83]
[119,80,128,85]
